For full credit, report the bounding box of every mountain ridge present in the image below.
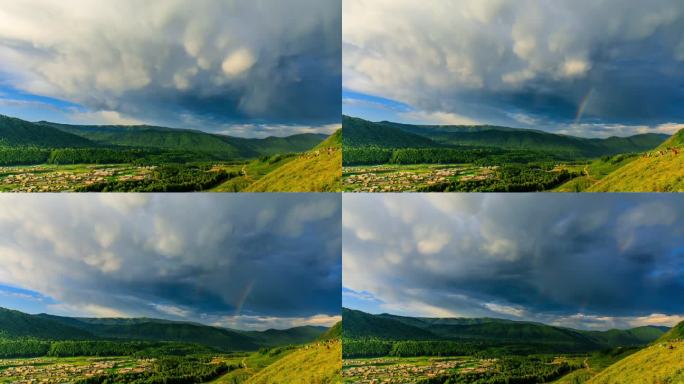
[0,307,329,351]
[343,308,668,351]
[343,115,669,158]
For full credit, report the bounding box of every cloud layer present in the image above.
[0,0,341,133]
[0,194,341,330]
[343,0,684,136]
[343,194,684,330]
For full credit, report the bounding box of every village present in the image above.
[342,357,497,384]
[0,357,154,383]
[343,165,497,192]
[0,165,155,192]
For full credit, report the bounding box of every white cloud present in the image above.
[219,123,340,138]
[222,48,256,77]
[213,313,341,331]
[343,194,684,329]
[343,0,684,130]
[0,194,340,327]
[0,0,340,129]
[154,304,191,318]
[484,302,526,318]
[399,110,481,125]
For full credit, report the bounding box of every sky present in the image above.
[0,194,341,331]
[343,0,684,138]
[343,194,684,331]
[0,0,341,138]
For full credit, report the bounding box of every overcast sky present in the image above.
[0,0,341,137]
[343,194,684,331]
[0,194,341,331]
[343,0,684,138]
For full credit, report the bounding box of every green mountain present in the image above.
[342,308,437,340]
[0,115,96,148]
[0,307,93,340]
[0,307,328,352]
[344,308,667,350]
[39,121,326,158]
[243,326,329,347]
[343,116,668,158]
[37,315,259,351]
[342,116,437,148]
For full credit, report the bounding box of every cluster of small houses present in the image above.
[344,166,495,192]
[0,166,154,192]
[0,358,153,383]
[343,357,497,384]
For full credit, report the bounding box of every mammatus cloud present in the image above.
[0,194,341,330]
[343,194,684,330]
[0,0,341,134]
[343,0,684,137]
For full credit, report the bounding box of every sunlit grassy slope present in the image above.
[243,129,341,192]
[587,341,684,383]
[245,340,341,384]
[554,129,684,192]
[585,150,684,192]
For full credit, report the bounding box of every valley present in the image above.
[0,114,341,192]
[0,307,342,384]
[341,308,681,384]
[342,116,683,192]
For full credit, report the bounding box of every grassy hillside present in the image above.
[318,322,341,341]
[244,340,341,384]
[0,115,95,148]
[656,321,684,343]
[658,128,684,149]
[243,129,341,192]
[587,341,684,383]
[343,116,667,158]
[585,149,684,192]
[0,308,93,340]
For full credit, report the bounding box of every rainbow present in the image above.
[573,88,594,125]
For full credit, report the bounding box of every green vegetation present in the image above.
[0,307,339,383]
[245,340,341,384]
[342,116,683,192]
[243,129,341,192]
[587,341,684,383]
[342,309,672,384]
[318,322,342,342]
[0,114,339,192]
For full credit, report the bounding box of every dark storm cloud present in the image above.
[344,0,684,136]
[0,194,341,330]
[343,194,684,329]
[0,0,341,132]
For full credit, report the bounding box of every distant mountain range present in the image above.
[343,308,668,351]
[343,115,669,159]
[0,114,327,159]
[0,307,328,351]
